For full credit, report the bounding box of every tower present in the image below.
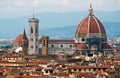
[41,36,49,56]
[21,29,28,58]
[28,16,39,54]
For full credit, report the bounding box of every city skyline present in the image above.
[0,1,120,78]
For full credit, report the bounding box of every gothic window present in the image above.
[31,27,33,33]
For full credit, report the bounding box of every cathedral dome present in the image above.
[14,34,28,44]
[76,5,106,36]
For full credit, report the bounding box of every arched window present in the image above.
[31,27,33,33]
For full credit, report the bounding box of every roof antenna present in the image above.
[33,11,34,18]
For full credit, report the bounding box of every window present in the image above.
[82,38,85,41]
[79,69,81,71]
[74,69,76,71]
[51,45,54,48]
[43,40,45,47]
[60,45,63,48]
[46,71,48,73]
[70,45,72,48]
[30,38,33,41]
[31,27,33,33]
[36,27,38,33]
[30,46,33,48]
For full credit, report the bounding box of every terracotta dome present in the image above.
[77,44,88,50]
[102,43,111,50]
[14,34,28,44]
[76,5,106,35]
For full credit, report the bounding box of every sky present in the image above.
[0,0,120,19]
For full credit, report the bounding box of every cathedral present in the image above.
[14,4,111,56]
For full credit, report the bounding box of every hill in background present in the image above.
[0,11,120,39]
[40,22,120,39]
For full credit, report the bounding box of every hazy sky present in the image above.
[0,0,120,19]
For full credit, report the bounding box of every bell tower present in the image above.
[28,15,39,54]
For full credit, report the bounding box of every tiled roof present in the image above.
[52,72,69,77]
[73,72,96,78]
[19,75,46,78]
[3,54,19,58]
[14,34,28,44]
[31,59,48,64]
[68,65,109,69]
[76,14,106,35]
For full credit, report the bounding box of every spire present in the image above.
[88,4,93,16]
[23,28,27,39]
[22,28,28,58]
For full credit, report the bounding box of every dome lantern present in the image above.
[88,4,93,16]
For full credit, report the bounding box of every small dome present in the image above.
[14,34,28,44]
[77,44,88,50]
[102,43,111,50]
